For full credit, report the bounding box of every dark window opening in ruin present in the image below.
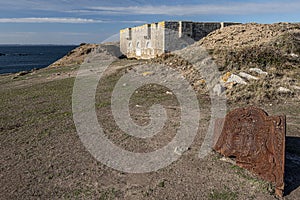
[146,41,151,48]
[126,28,132,40]
[136,41,141,48]
[146,24,151,39]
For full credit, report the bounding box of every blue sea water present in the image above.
[0,45,77,74]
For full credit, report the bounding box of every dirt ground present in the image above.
[0,56,299,200]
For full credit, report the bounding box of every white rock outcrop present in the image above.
[249,68,268,76]
[227,74,248,85]
[278,87,292,93]
[239,72,259,80]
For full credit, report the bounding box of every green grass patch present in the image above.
[230,164,275,194]
[96,101,111,108]
[209,187,238,200]
[158,180,165,188]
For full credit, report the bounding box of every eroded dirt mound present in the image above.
[200,23,300,50]
[199,23,300,70]
[151,53,207,93]
[199,23,300,103]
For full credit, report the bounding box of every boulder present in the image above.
[227,74,248,85]
[238,72,259,80]
[292,85,300,90]
[213,84,226,96]
[278,87,292,93]
[249,68,268,76]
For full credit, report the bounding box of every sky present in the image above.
[0,0,299,45]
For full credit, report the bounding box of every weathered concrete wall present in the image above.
[120,22,165,59]
[120,21,240,59]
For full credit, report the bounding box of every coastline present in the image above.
[0,45,78,75]
[1,26,299,199]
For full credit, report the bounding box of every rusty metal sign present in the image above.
[213,106,286,197]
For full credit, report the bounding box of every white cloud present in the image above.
[0,17,146,24]
[0,17,102,23]
[79,2,300,16]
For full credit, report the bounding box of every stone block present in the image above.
[238,72,259,80]
[249,68,268,76]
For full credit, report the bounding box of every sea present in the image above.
[0,45,78,74]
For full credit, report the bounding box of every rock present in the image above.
[213,84,226,96]
[227,74,248,85]
[142,71,154,76]
[174,146,189,155]
[166,91,173,95]
[249,68,268,76]
[221,72,247,86]
[278,87,292,93]
[194,79,206,87]
[290,53,299,58]
[292,85,300,90]
[220,157,236,165]
[238,72,259,80]
[221,72,232,82]
[17,71,29,76]
[198,79,206,84]
[224,82,236,90]
[12,71,30,79]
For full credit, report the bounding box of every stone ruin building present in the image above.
[120,21,240,59]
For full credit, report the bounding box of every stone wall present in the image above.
[120,22,165,59]
[120,21,240,59]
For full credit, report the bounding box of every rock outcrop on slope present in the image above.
[153,23,300,103]
[48,43,98,68]
[49,42,121,68]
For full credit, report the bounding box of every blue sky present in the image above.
[0,0,299,44]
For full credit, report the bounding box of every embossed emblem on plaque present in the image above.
[214,106,286,197]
